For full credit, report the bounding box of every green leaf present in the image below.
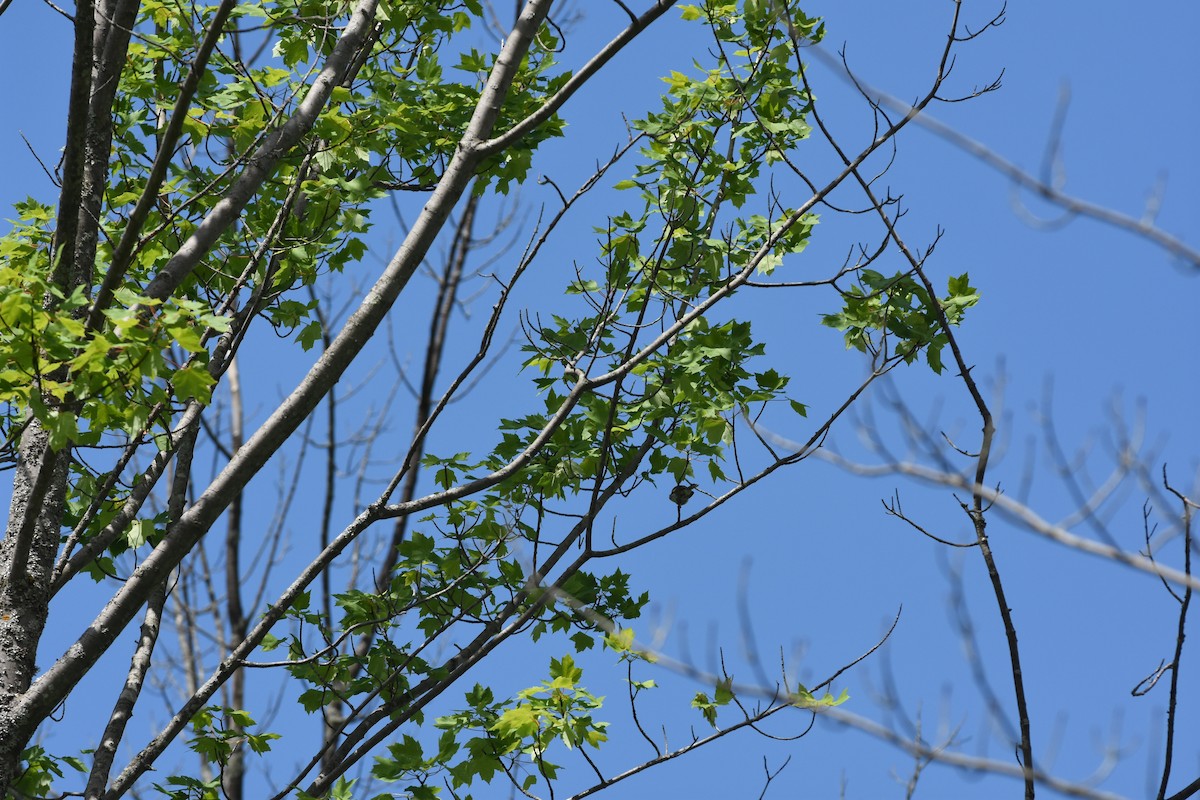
[247,732,280,754]
[170,323,204,353]
[43,409,76,450]
[604,628,635,653]
[127,519,150,548]
[492,704,539,739]
[549,654,582,686]
[297,320,324,351]
[172,365,216,403]
[926,343,945,374]
[691,692,717,726]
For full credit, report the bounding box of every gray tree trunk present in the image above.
[0,426,69,791]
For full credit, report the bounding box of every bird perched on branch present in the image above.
[669,483,695,506]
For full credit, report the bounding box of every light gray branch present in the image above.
[479,0,679,156]
[139,0,378,304]
[799,444,1200,593]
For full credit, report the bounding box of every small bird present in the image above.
[669,483,695,506]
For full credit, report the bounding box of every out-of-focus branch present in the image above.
[804,444,1200,594]
[818,705,1126,800]
[805,44,1200,270]
[553,583,1123,800]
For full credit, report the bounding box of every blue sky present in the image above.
[1,1,1199,798]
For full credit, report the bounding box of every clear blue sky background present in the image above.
[1,1,1198,798]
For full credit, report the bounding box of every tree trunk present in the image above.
[0,426,69,791]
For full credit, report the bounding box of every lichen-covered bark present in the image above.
[0,426,69,793]
[0,0,124,787]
